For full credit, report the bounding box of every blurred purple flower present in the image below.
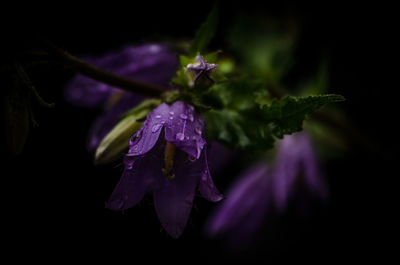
[107,101,223,238]
[64,43,179,150]
[206,131,327,244]
[206,163,272,244]
[273,132,328,211]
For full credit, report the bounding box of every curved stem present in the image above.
[44,42,164,97]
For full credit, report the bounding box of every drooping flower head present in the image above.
[206,131,327,245]
[107,101,223,238]
[64,44,179,151]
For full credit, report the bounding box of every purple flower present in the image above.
[186,55,217,86]
[273,132,328,211]
[206,131,327,244]
[106,101,223,238]
[206,163,273,244]
[64,43,179,150]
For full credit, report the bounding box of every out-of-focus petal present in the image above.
[273,132,327,211]
[153,148,201,238]
[65,43,179,108]
[199,148,224,202]
[206,163,271,237]
[164,101,206,159]
[298,133,328,199]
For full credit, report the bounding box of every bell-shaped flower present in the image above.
[206,131,327,245]
[107,101,223,238]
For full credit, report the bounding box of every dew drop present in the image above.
[169,111,174,115]
[169,116,174,120]
[180,113,188,120]
[188,114,194,122]
[151,123,162,133]
[175,133,185,141]
[155,114,162,119]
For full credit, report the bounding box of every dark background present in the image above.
[2,1,395,263]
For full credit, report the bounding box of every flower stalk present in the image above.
[44,42,165,97]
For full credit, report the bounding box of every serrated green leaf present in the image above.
[262,94,345,138]
[189,3,219,56]
[95,99,161,164]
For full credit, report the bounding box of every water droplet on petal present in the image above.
[195,127,202,135]
[180,114,188,120]
[169,111,174,115]
[169,116,174,120]
[175,133,185,141]
[155,114,162,119]
[151,123,162,133]
[188,114,194,122]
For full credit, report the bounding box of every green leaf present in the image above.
[203,77,269,111]
[189,3,219,56]
[204,109,275,149]
[95,99,161,164]
[262,94,345,138]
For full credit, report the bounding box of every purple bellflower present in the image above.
[106,101,223,238]
[206,163,273,244]
[273,131,328,211]
[206,131,327,244]
[64,44,179,151]
[186,55,217,86]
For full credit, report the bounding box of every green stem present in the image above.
[44,42,165,97]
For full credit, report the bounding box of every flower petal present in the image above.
[199,148,223,202]
[298,133,328,199]
[106,140,165,210]
[164,101,206,159]
[126,103,170,157]
[153,149,201,238]
[206,163,271,236]
[65,44,179,108]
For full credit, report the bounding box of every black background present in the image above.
[1,1,395,263]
